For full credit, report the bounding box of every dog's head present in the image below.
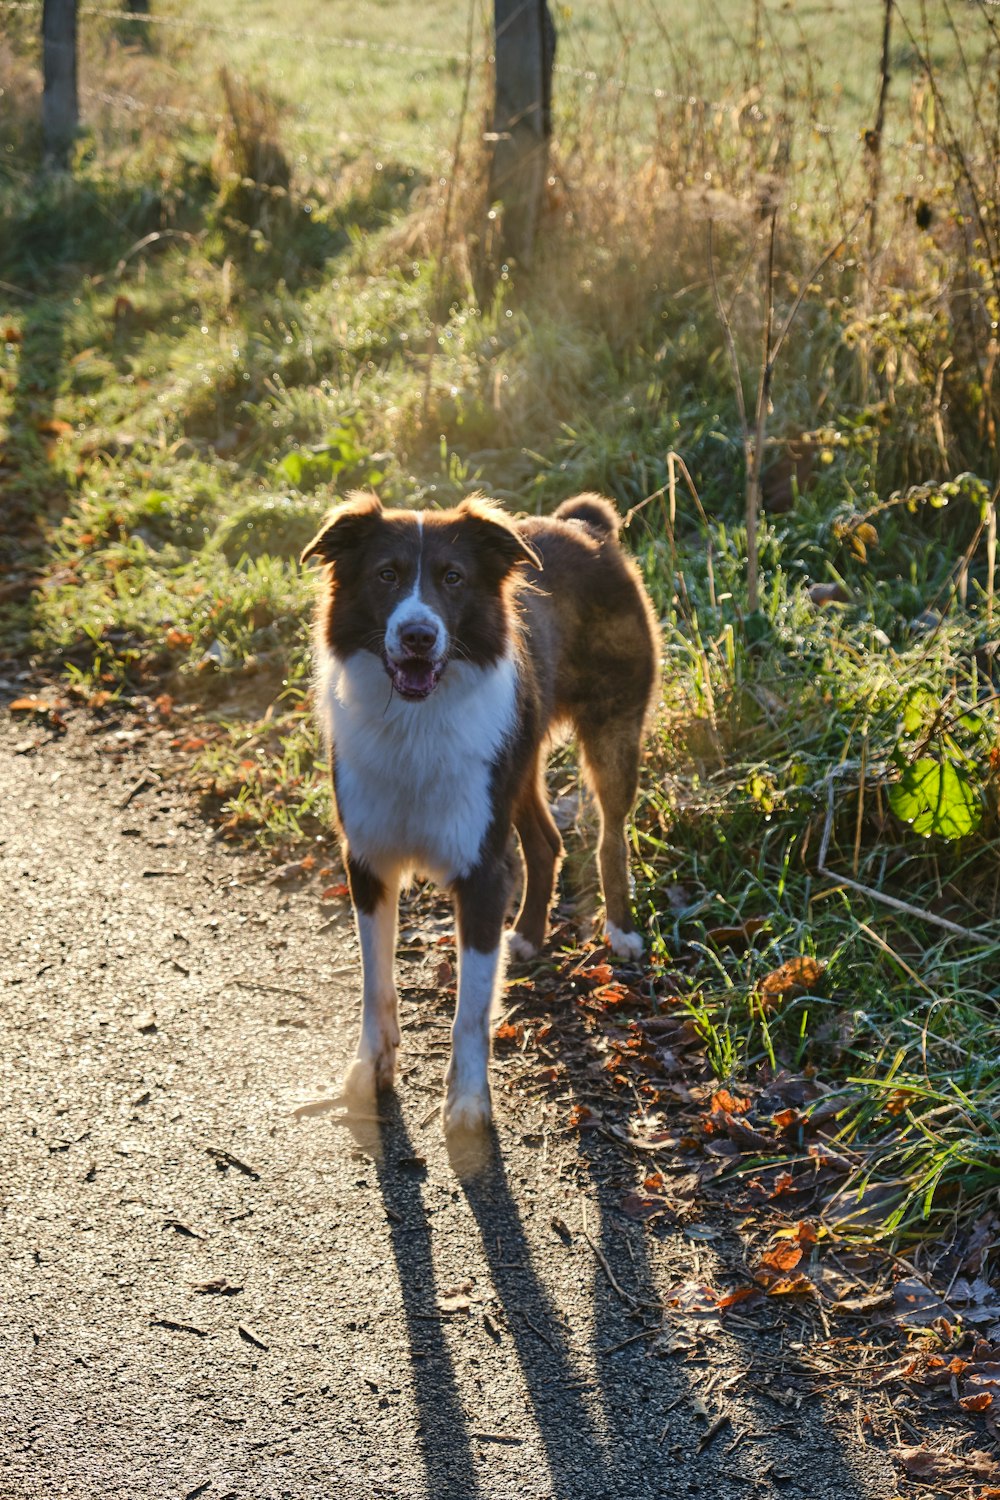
[302,492,541,700]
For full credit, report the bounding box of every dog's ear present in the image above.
[457,497,543,574]
[300,492,383,566]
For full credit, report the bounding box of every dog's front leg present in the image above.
[342,853,401,1103]
[445,857,510,1134]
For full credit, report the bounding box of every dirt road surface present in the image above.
[0,720,896,1499]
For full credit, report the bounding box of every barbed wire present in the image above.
[1,0,928,155]
[81,85,451,164]
[1,1,474,63]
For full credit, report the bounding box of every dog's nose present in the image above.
[401,623,438,656]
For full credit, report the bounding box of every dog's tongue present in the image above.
[392,658,438,700]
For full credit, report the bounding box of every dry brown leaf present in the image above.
[764,1272,814,1297]
[704,917,767,950]
[759,1242,804,1275]
[759,956,826,1006]
[711,1088,750,1115]
[960,1392,994,1412]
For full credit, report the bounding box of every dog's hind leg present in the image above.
[446,854,513,1133]
[510,760,562,958]
[579,717,644,961]
[342,853,401,1102]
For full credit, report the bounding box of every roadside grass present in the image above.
[2,0,1000,1250]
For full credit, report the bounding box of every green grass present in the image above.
[2,0,1000,1244]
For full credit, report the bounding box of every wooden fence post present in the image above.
[42,0,78,167]
[487,0,556,269]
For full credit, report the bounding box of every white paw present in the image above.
[341,1048,395,1102]
[606,922,644,962]
[444,1089,492,1135]
[506,930,538,963]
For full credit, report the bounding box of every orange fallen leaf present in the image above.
[320,882,349,901]
[495,1021,524,1043]
[759,956,826,1007]
[711,1088,750,1115]
[165,628,194,650]
[764,1272,814,1296]
[584,962,615,985]
[758,1242,804,1274]
[716,1286,759,1311]
[9,697,51,713]
[960,1393,993,1413]
[154,693,173,717]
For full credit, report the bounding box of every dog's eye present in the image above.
[443,568,463,587]
[378,567,398,584]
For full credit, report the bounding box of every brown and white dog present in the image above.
[301,492,658,1132]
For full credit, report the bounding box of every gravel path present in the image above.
[0,721,896,1499]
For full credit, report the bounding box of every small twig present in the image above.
[817,771,982,941]
[119,768,160,808]
[237,1323,269,1351]
[598,1327,658,1355]
[698,1412,732,1452]
[584,1231,639,1311]
[205,1146,260,1180]
[150,1318,207,1336]
[517,1310,557,1349]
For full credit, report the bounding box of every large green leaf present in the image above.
[888,757,983,840]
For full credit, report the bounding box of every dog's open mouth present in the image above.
[385,655,445,701]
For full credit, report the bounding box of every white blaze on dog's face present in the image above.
[379,516,449,700]
[301,492,541,699]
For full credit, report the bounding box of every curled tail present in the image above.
[553,493,621,542]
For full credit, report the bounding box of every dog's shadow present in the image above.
[340,1098,616,1500]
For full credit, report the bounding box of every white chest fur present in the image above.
[319,647,518,883]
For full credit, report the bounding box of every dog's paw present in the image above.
[606,921,644,962]
[506,930,538,963]
[341,1047,396,1103]
[444,1089,492,1136]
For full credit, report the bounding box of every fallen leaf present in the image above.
[438,1293,472,1315]
[893,1276,956,1328]
[759,956,826,1006]
[705,917,767,950]
[894,1446,996,1481]
[764,1272,815,1297]
[620,1190,670,1221]
[321,882,350,901]
[960,1392,994,1412]
[758,1242,804,1274]
[716,1286,759,1311]
[711,1088,750,1115]
[9,697,52,714]
[808,582,850,607]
